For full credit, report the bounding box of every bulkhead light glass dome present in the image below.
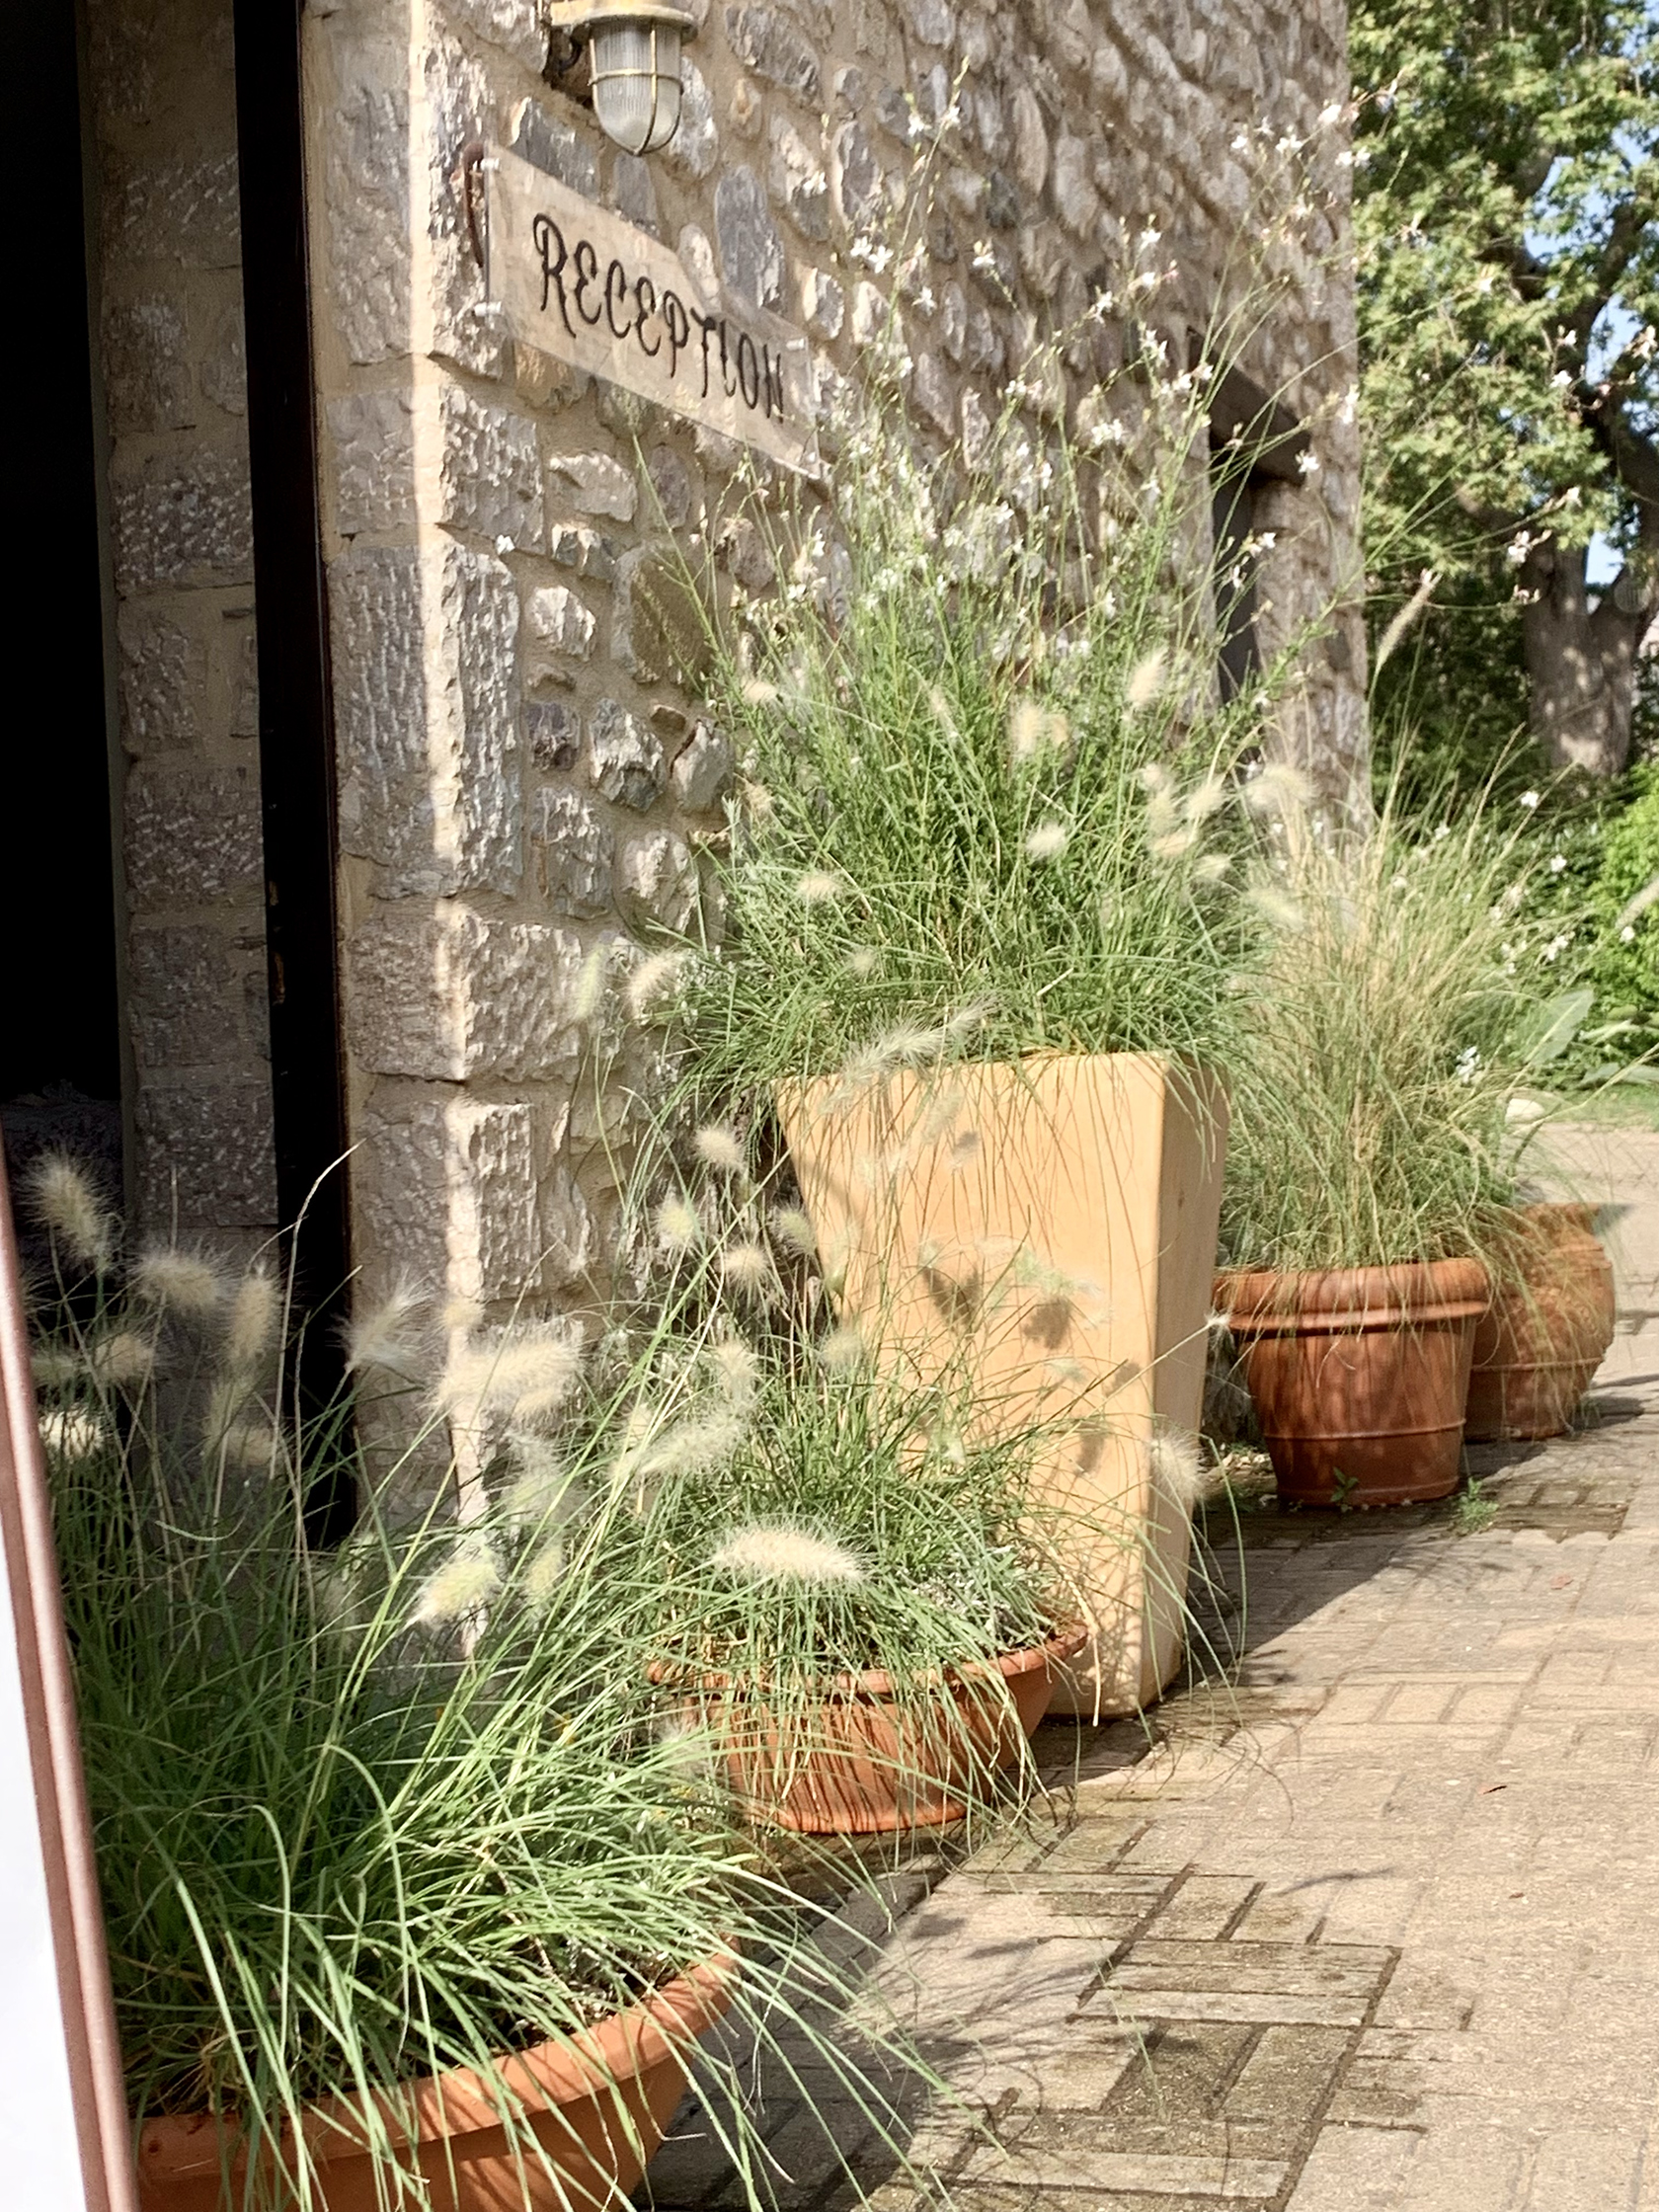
[590,16,684,154]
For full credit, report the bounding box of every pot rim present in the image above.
[135,1948,738,2181]
[1217,1258,1488,1336]
[647,1623,1089,1702]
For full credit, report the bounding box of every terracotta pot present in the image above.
[652,1628,1088,1835]
[776,1055,1226,1716]
[134,1954,735,2212]
[1217,1259,1489,1508]
[1464,1203,1617,1441]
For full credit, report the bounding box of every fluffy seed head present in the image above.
[219,1417,280,1472]
[225,1269,278,1376]
[926,684,961,744]
[504,1435,586,1534]
[1024,820,1070,861]
[87,1331,154,1390]
[439,1326,582,1429]
[1182,775,1229,826]
[32,1346,83,1389]
[412,1542,501,1627]
[30,1156,113,1272]
[345,1279,428,1382]
[40,1408,110,1462]
[1007,700,1069,764]
[1148,1430,1206,1512]
[709,1522,868,1586]
[795,869,844,906]
[769,1206,818,1256]
[573,944,608,1023]
[1125,648,1168,710]
[640,1409,747,1480]
[626,950,689,1023]
[1151,827,1198,861]
[707,1336,760,1410]
[1246,881,1305,933]
[1194,852,1231,886]
[522,1537,568,1612]
[844,946,881,980]
[131,1248,226,1321]
[1241,760,1314,817]
[720,1240,778,1302]
[693,1124,748,1175]
[817,1323,867,1375]
[657,1195,702,1251]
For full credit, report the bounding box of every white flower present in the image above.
[1519,790,1540,811]
[1296,449,1321,477]
[1455,1046,1481,1084]
[709,1523,867,1586]
[1543,932,1570,964]
[1549,853,1567,874]
[1621,924,1637,943]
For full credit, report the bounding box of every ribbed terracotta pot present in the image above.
[134,1955,735,2212]
[776,1055,1226,1717]
[1465,1204,1617,1442]
[651,1628,1088,1835]
[1217,1260,1489,1508]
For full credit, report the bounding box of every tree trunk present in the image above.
[1521,538,1650,779]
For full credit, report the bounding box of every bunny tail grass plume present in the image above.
[224,1268,278,1375]
[770,1206,817,1256]
[926,684,960,744]
[1024,820,1070,861]
[708,1335,760,1411]
[657,1194,702,1252]
[1195,852,1231,886]
[439,1325,582,1429]
[720,1240,778,1301]
[1242,760,1314,817]
[504,1434,586,1534]
[131,1247,226,1320]
[1006,700,1069,765]
[794,869,844,907]
[626,949,688,1023]
[87,1331,154,1390]
[572,943,609,1024]
[1182,775,1229,826]
[817,1323,866,1375]
[32,1345,83,1388]
[40,1408,110,1462]
[412,1540,501,1627]
[1246,879,1305,933]
[1125,647,1168,710]
[1148,1431,1206,1513]
[521,1535,568,1612]
[692,1124,748,1175]
[643,1409,749,1480]
[30,1155,113,1271]
[709,1522,868,1586]
[344,1279,428,1382]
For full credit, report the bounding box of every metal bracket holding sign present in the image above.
[480,147,821,478]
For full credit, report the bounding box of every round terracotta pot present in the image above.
[1464,1203,1617,1442]
[651,1627,1088,1836]
[1216,1260,1489,1508]
[134,1953,736,2212]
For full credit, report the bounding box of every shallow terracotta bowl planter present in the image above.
[654,1627,1087,1835]
[1464,1203,1617,1442]
[776,1054,1226,1716]
[1217,1259,1488,1508]
[134,1956,735,2212]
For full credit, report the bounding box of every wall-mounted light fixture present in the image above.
[544,0,696,155]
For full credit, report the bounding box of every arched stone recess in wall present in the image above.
[302,0,1366,1340]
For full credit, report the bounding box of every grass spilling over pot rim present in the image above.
[672,355,1322,1104]
[25,1166,940,2206]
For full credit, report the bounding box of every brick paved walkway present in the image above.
[647,1128,1659,2212]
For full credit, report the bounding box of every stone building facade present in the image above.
[68,0,1363,1331]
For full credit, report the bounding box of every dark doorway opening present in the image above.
[2,2,124,1217]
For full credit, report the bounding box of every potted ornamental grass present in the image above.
[1215,783,1594,1504]
[663,358,1299,1714]
[25,1163,923,2212]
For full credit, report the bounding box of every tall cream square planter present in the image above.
[776,1054,1226,1716]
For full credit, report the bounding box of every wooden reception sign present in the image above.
[483,147,820,476]
[0,1149,136,2212]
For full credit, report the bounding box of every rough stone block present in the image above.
[325,69,412,365]
[129,926,243,1070]
[646,446,694,528]
[714,164,785,311]
[102,294,195,434]
[768,116,830,240]
[524,584,597,679]
[524,698,581,770]
[124,760,264,908]
[435,0,544,70]
[200,304,248,416]
[103,148,242,270]
[1010,83,1049,197]
[908,0,955,46]
[117,607,203,754]
[331,541,522,896]
[135,1079,278,1234]
[329,389,419,536]
[346,903,584,1080]
[616,827,698,934]
[548,451,637,524]
[607,150,661,235]
[112,447,254,590]
[723,5,821,100]
[548,524,620,581]
[510,97,599,197]
[587,699,665,811]
[670,722,733,813]
[1053,132,1102,238]
[662,58,718,183]
[440,383,544,549]
[830,119,883,225]
[913,352,956,434]
[355,1094,544,1306]
[800,266,845,339]
[531,786,616,916]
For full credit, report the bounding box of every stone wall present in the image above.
[305,0,1362,1334]
[85,0,277,1256]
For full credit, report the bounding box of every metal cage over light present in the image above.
[545,0,696,155]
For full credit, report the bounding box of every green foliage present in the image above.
[679,375,1281,1102]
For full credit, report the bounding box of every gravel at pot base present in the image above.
[639,1127,1659,2212]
